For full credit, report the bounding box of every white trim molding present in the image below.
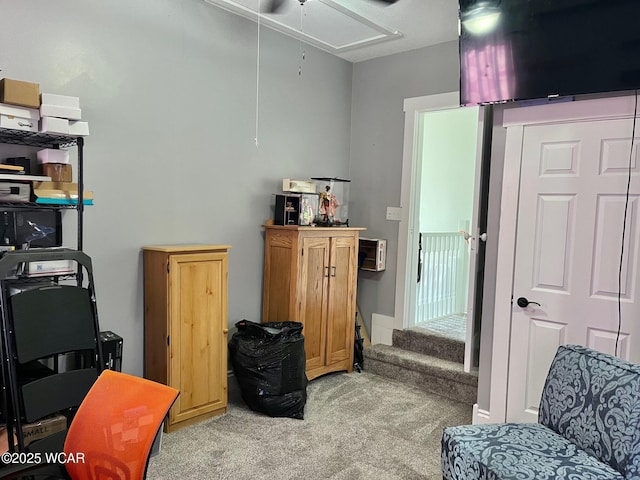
[371,313,395,345]
[395,92,459,331]
[472,404,493,425]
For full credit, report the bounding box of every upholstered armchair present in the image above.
[441,344,640,480]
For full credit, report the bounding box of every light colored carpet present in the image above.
[147,371,472,480]
[415,315,467,342]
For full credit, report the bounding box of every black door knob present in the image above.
[517,297,541,308]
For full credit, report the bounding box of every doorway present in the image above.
[413,107,480,341]
[395,92,490,372]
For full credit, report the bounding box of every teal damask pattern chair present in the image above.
[441,344,640,480]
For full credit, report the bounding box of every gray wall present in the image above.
[349,42,460,334]
[0,0,353,376]
[0,2,482,386]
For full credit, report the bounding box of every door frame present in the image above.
[395,92,460,336]
[489,94,639,423]
[396,91,486,372]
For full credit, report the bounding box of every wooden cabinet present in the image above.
[143,244,230,432]
[262,226,364,380]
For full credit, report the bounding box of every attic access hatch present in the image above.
[204,0,403,55]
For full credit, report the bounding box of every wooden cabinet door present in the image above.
[262,230,296,323]
[168,252,227,426]
[299,236,330,371]
[325,236,357,366]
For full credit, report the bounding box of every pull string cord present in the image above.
[254,0,261,147]
[298,1,306,76]
[616,89,637,357]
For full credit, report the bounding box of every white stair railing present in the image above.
[417,232,468,323]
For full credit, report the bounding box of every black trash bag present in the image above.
[228,319,307,419]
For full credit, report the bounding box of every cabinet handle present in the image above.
[331,266,336,277]
[325,266,329,277]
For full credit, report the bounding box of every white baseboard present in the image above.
[472,404,493,424]
[371,313,394,345]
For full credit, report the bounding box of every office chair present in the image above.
[0,369,179,480]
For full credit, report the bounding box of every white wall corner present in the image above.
[371,313,395,345]
[472,404,493,425]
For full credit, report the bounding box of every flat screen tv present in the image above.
[459,0,640,106]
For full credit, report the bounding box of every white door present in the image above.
[463,108,489,371]
[506,116,640,422]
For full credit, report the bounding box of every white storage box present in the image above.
[0,114,37,132]
[0,102,39,132]
[25,259,74,277]
[37,148,70,164]
[359,237,386,272]
[68,120,89,136]
[40,93,80,109]
[282,178,317,194]
[39,104,81,121]
[40,116,69,135]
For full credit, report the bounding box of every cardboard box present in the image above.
[37,148,70,164]
[40,93,80,109]
[40,116,69,135]
[41,163,72,182]
[39,104,81,121]
[21,414,67,446]
[0,79,40,109]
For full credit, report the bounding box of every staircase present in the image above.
[363,328,478,405]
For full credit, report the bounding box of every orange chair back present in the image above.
[63,370,178,480]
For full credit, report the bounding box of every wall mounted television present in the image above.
[459,0,640,106]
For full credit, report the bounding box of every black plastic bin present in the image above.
[228,320,307,419]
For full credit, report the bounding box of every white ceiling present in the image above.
[203,0,460,63]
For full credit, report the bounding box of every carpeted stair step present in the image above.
[363,344,478,405]
[392,328,465,364]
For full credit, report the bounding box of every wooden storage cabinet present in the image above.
[262,226,364,380]
[143,244,230,432]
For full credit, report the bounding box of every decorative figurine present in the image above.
[318,184,340,224]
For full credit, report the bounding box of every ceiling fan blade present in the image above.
[263,0,287,13]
